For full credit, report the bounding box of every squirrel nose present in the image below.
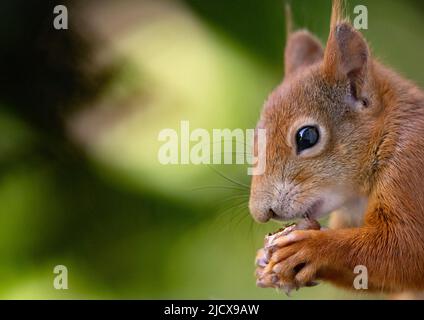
[269,207,285,221]
[269,208,278,219]
[253,210,272,223]
[249,201,273,223]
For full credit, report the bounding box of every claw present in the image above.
[305,281,319,287]
[256,279,267,288]
[255,269,263,278]
[256,256,268,268]
[278,283,296,296]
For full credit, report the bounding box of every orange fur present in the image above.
[251,0,424,293]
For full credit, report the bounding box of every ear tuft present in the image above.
[330,0,348,30]
[324,1,369,82]
[285,3,294,39]
[283,3,323,76]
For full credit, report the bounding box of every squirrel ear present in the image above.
[284,30,324,76]
[323,22,369,84]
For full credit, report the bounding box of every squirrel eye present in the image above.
[296,126,320,153]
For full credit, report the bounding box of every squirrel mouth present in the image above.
[302,200,322,220]
[270,200,324,222]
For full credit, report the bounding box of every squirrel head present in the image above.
[250,1,381,223]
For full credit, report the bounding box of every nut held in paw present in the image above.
[261,219,321,267]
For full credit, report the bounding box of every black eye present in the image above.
[296,126,320,153]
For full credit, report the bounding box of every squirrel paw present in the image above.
[256,230,323,295]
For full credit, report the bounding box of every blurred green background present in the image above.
[0,0,423,299]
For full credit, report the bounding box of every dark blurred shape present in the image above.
[0,1,209,298]
[0,0,114,136]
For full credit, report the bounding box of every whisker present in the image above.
[215,202,248,223]
[190,185,247,192]
[215,198,249,217]
[217,195,250,207]
[228,204,249,227]
[208,140,252,148]
[207,165,250,189]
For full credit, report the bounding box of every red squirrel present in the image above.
[250,0,424,294]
